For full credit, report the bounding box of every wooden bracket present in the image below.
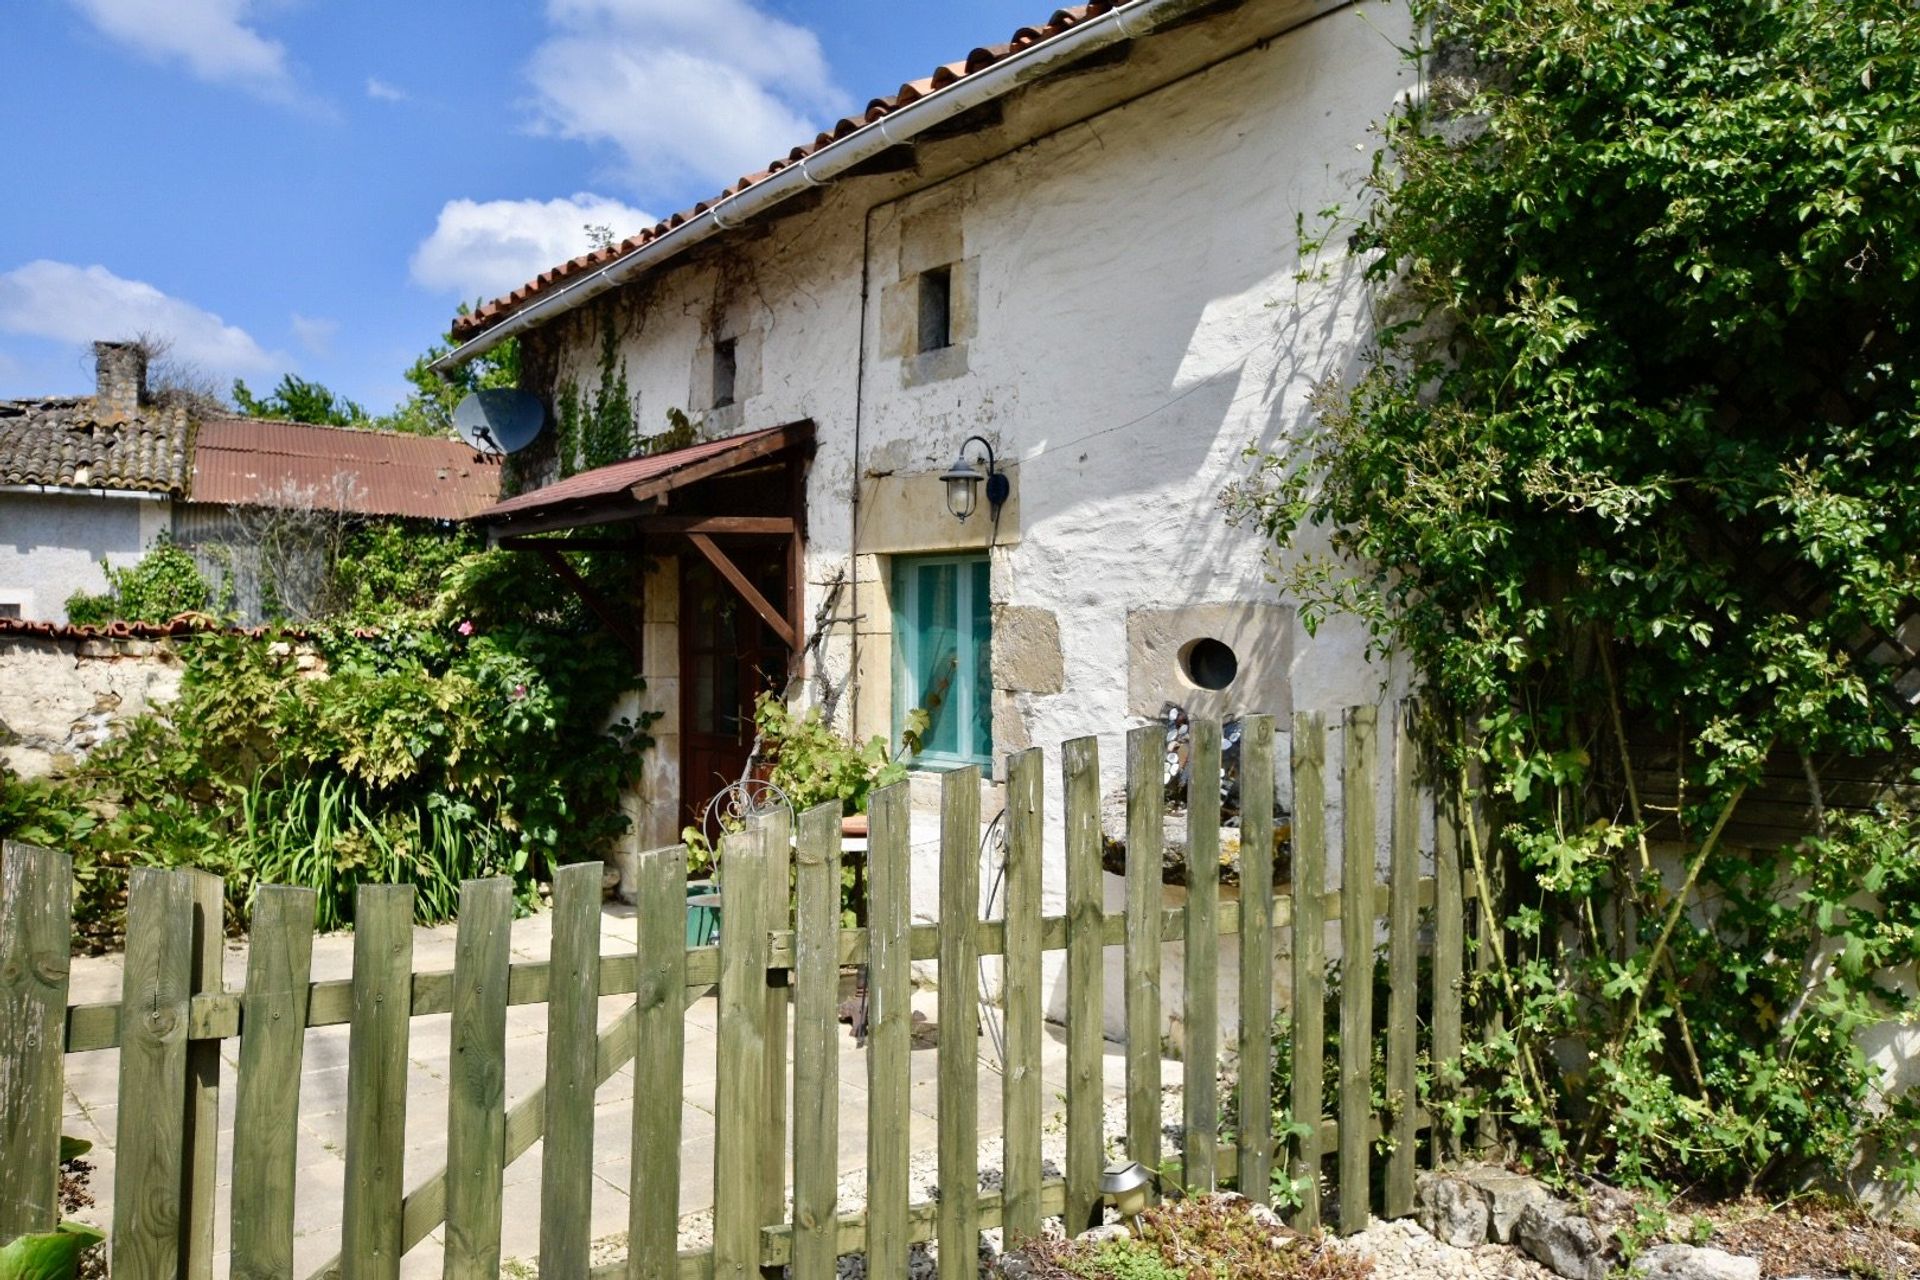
[686,533,797,650]
[534,548,646,666]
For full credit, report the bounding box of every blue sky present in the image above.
[0,0,1048,412]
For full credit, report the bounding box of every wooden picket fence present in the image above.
[0,705,1488,1279]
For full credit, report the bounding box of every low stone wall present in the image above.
[0,630,185,777]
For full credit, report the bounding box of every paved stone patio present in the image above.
[61,901,1136,1277]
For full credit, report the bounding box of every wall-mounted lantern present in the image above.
[940,435,1011,522]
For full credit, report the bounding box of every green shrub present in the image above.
[65,539,218,627]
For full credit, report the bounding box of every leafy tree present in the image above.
[232,373,367,426]
[377,306,521,438]
[1236,0,1920,1195]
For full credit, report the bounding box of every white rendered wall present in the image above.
[558,5,1415,1035]
[0,490,168,623]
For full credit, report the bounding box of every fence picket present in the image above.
[541,861,605,1277]
[1000,749,1045,1247]
[1432,796,1465,1166]
[759,805,794,1255]
[1063,735,1105,1233]
[1288,712,1328,1231]
[1386,710,1420,1219]
[1124,726,1164,1180]
[865,783,911,1277]
[716,828,772,1280]
[231,885,318,1280]
[112,867,195,1280]
[1184,718,1223,1193]
[442,878,513,1280]
[1238,715,1277,1205]
[790,806,842,1280]
[340,883,415,1280]
[180,870,223,1280]
[631,847,689,1280]
[0,843,71,1245]
[938,767,982,1280]
[1338,706,1378,1235]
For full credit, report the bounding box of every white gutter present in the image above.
[0,483,170,502]
[431,0,1228,373]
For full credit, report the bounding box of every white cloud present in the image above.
[0,261,282,380]
[365,76,407,102]
[527,0,851,195]
[69,0,299,101]
[290,313,338,355]
[409,194,655,301]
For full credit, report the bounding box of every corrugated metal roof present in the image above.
[191,417,502,520]
[452,2,1126,341]
[479,422,808,525]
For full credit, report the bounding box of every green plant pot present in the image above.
[686,880,720,947]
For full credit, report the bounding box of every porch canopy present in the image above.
[473,419,814,653]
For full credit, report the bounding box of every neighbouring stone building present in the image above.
[443,0,1413,1035]
[1,341,503,623]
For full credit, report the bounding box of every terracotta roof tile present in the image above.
[450,3,1114,342]
[0,395,193,494]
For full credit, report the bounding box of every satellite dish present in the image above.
[454,389,546,454]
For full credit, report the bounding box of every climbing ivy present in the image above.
[1234,0,1920,1196]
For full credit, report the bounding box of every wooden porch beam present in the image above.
[638,515,794,535]
[627,421,813,504]
[685,533,798,650]
[534,548,646,665]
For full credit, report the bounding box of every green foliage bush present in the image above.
[8,538,650,944]
[1235,0,1920,1197]
[65,539,219,627]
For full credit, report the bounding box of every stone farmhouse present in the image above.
[444,0,1410,980]
[0,341,502,623]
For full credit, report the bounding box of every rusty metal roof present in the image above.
[451,3,1126,342]
[191,418,502,520]
[478,421,811,530]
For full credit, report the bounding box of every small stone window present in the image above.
[0,602,19,620]
[917,265,954,354]
[1180,637,1239,691]
[712,338,738,409]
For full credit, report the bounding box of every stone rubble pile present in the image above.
[1417,1167,1770,1280]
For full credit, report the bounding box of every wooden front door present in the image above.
[679,545,791,828]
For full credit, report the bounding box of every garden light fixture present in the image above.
[1099,1159,1153,1225]
[941,435,1010,522]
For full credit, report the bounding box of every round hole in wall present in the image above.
[1179,637,1239,691]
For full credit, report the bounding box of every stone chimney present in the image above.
[93,341,148,423]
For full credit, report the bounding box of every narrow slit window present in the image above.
[917,265,953,354]
[712,338,738,408]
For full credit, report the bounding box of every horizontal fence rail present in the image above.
[2,704,1480,1278]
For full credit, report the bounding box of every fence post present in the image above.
[442,877,512,1280]
[864,783,911,1277]
[230,884,318,1280]
[630,847,689,1280]
[1063,735,1105,1233]
[112,867,195,1280]
[1124,726,1164,1181]
[715,827,771,1280]
[1184,718,1222,1193]
[1238,715,1277,1205]
[340,883,415,1280]
[1385,707,1420,1218]
[1000,749,1045,1247]
[1288,712,1328,1231]
[1337,706,1378,1235]
[937,766,982,1280]
[790,805,841,1280]
[0,842,72,1244]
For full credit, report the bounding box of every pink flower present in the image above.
[457,620,474,636]
[512,684,528,701]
